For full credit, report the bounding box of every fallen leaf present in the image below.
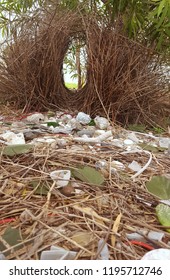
[71,231,94,247]
[47,121,59,127]
[72,204,109,224]
[156,204,170,233]
[0,226,22,253]
[111,213,122,247]
[0,144,33,156]
[30,181,49,195]
[72,166,104,185]
[146,176,170,199]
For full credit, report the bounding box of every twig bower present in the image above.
[0,10,168,124]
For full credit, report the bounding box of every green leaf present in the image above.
[30,181,49,195]
[0,144,33,156]
[128,124,146,132]
[88,119,95,126]
[0,226,22,253]
[72,166,104,185]
[156,204,170,233]
[139,143,159,152]
[146,176,170,199]
[46,121,59,127]
[157,0,166,17]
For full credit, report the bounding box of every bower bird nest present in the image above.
[0,9,169,126]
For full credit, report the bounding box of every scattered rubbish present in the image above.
[146,176,170,199]
[111,160,125,171]
[126,230,164,243]
[126,132,140,143]
[159,137,170,149]
[147,231,165,242]
[141,249,170,260]
[1,131,25,145]
[40,245,77,260]
[95,160,107,169]
[131,150,152,179]
[128,241,154,251]
[97,239,109,260]
[94,116,109,130]
[0,253,5,260]
[76,112,91,125]
[128,160,142,172]
[156,204,170,233]
[50,170,71,188]
[0,108,169,260]
[124,139,134,146]
[74,130,112,143]
[26,113,44,123]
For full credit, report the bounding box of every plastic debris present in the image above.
[0,253,5,260]
[128,160,142,172]
[97,239,109,260]
[126,132,140,143]
[126,230,164,242]
[1,131,25,145]
[40,245,77,260]
[74,130,112,143]
[141,249,170,260]
[111,160,125,171]
[159,137,170,149]
[50,170,71,187]
[94,116,109,130]
[26,113,44,123]
[147,231,164,242]
[76,112,91,125]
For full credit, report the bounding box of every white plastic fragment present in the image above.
[111,160,125,170]
[126,230,164,243]
[141,249,170,260]
[0,253,5,260]
[131,150,152,179]
[40,246,77,260]
[76,112,91,125]
[147,231,164,242]
[128,160,142,172]
[126,232,146,242]
[31,137,56,148]
[160,199,170,206]
[56,139,67,147]
[97,239,109,260]
[159,137,170,149]
[124,139,134,146]
[95,160,107,169]
[50,170,71,187]
[94,116,109,130]
[111,139,124,148]
[1,131,25,145]
[126,132,140,143]
[26,113,44,123]
[73,130,112,143]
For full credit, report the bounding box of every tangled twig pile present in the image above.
[0,9,169,125]
[0,140,170,260]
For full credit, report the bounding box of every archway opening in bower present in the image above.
[63,36,87,91]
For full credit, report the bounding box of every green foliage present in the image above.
[0,0,169,56]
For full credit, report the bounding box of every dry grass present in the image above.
[0,9,169,126]
[0,122,170,259]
